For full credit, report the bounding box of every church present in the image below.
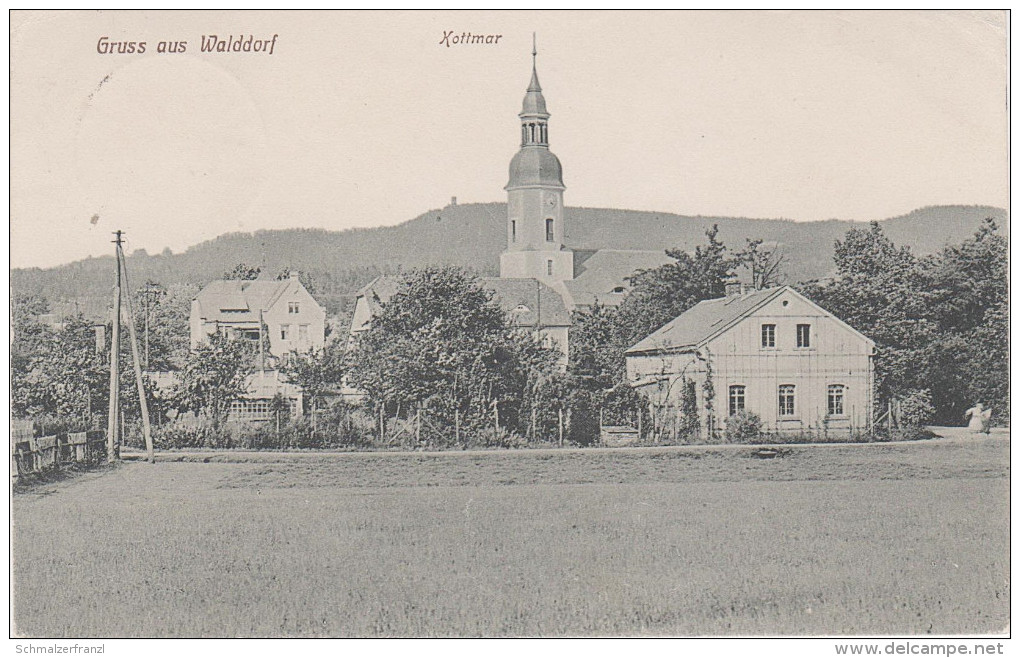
[350,43,669,359]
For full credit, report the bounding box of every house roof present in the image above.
[356,275,403,317]
[563,249,672,307]
[193,279,293,323]
[625,286,784,356]
[625,285,875,356]
[356,275,571,329]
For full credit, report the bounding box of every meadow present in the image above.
[11,437,1009,637]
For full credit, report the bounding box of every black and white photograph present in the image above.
[8,9,1010,648]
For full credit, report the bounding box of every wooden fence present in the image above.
[11,430,106,481]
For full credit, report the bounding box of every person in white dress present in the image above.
[965,403,992,433]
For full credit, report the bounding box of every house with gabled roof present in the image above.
[625,284,875,438]
[190,271,325,358]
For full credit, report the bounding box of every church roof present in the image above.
[480,277,571,327]
[193,279,292,323]
[521,66,548,116]
[563,249,672,307]
[355,275,571,329]
[506,146,564,189]
[625,287,787,355]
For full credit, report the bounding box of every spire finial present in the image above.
[526,33,542,93]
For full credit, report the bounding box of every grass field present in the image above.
[11,437,1009,637]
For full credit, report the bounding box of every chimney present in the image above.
[289,270,300,281]
[724,279,742,298]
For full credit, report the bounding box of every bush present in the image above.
[897,389,935,427]
[724,411,763,443]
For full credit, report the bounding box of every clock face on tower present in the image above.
[545,195,557,208]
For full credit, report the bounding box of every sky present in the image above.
[10,10,1008,269]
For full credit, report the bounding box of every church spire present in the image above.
[528,33,541,92]
[520,33,549,146]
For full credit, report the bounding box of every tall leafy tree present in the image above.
[799,219,1008,425]
[615,225,739,347]
[172,331,256,427]
[281,340,347,425]
[347,267,559,438]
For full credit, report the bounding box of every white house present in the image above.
[625,285,875,438]
[190,271,326,358]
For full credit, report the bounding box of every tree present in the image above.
[11,301,109,427]
[132,281,195,371]
[569,301,627,389]
[281,340,347,427]
[47,315,109,423]
[615,225,739,347]
[798,219,1008,426]
[735,238,786,290]
[11,294,54,417]
[347,266,560,442]
[172,331,256,427]
[223,263,261,280]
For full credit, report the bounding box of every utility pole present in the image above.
[107,231,122,461]
[118,241,154,463]
[140,281,162,370]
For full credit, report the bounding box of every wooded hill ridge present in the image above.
[11,203,1008,319]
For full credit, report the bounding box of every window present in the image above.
[797,324,811,348]
[511,220,517,242]
[288,302,300,314]
[779,385,796,417]
[761,324,776,348]
[298,324,309,341]
[545,218,554,242]
[828,385,845,416]
[229,399,272,422]
[547,260,553,276]
[728,385,746,416]
[280,324,290,340]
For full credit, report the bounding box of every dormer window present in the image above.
[513,304,531,314]
[612,286,626,294]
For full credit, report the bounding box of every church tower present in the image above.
[500,37,573,283]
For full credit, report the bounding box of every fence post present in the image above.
[415,406,421,445]
[531,407,536,442]
[493,401,499,435]
[558,408,564,447]
[637,412,642,441]
[454,408,460,445]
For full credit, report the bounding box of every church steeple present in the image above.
[520,33,549,146]
[502,36,572,284]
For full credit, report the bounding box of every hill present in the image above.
[10,203,1007,319]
